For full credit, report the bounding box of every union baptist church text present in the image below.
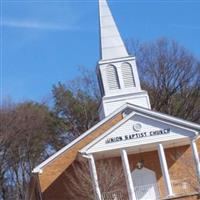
[105,128,170,144]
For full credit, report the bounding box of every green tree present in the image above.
[52,69,100,138]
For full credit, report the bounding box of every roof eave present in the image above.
[32,103,128,173]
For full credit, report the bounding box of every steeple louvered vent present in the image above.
[121,63,135,88]
[106,65,120,90]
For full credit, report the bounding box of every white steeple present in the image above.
[99,0,129,60]
[97,0,151,119]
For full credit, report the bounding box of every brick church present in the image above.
[28,0,200,199]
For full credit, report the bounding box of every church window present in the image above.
[121,63,135,88]
[106,65,120,90]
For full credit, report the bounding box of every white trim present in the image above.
[102,90,148,101]
[83,136,189,155]
[32,104,127,173]
[135,113,198,135]
[80,112,136,153]
[116,63,125,89]
[191,139,200,184]
[98,56,135,65]
[33,103,200,173]
[80,112,197,154]
[120,149,136,200]
[86,154,102,200]
[126,103,200,131]
[158,144,174,197]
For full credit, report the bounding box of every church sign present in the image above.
[105,128,170,144]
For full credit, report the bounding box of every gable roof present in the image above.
[125,103,200,131]
[32,103,200,192]
[33,103,200,174]
[33,107,124,192]
[32,104,127,174]
[80,110,199,155]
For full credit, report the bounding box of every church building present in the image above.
[28,0,200,199]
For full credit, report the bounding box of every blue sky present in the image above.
[1,0,200,103]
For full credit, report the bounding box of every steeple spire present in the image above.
[99,0,129,60]
[97,0,151,119]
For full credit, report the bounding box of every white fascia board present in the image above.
[126,103,200,131]
[80,112,136,154]
[80,111,197,155]
[136,112,198,136]
[102,90,148,101]
[98,56,135,65]
[85,135,189,155]
[33,102,200,173]
[32,103,128,174]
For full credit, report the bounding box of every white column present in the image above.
[87,154,102,200]
[158,144,174,197]
[191,139,200,185]
[120,149,136,200]
[116,66,125,89]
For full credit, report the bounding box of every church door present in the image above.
[132,167,160,200]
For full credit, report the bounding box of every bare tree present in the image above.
[169,150,199,194]
[1,38,200,200]
[0,101,59,200]
[128,38,200,123]
[64,159,127,200]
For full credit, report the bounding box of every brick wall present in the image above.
[166,194,200,200]
[41,143,199,200]
[36,107,200,200]
[38,113,123,193]
[128,145,196,199]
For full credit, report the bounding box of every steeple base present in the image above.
[99,91,151,120]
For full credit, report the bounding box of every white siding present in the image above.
[86,114,193,153]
